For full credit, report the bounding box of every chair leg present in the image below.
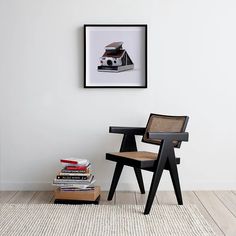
[107,162,124,201]
[168,157,183,205]
[144,157,167,215]
[133,167,145,194]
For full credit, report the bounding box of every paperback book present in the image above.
[60,158,90,166]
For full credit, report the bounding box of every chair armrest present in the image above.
[109,126,146,135]
[147,132,189,142]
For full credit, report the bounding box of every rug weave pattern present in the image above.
[0,204,215,236]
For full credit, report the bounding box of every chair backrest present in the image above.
[142,113,189,148]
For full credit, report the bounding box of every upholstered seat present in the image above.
[106,151,181,168]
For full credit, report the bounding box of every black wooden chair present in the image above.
[106,113,189,214]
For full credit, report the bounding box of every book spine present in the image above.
[60,159,90,166]
[54,181,92,185]
[58,172,90,176]
[56,175,89,180]
[59,187,95,191]
[53,183,93,188]
[54,176,93,184]
[61,169,89,173]
[60,160,78,164]
[65,166,87,171]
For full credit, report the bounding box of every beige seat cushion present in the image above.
[108,151,158,162]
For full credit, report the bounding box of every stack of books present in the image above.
[53,158,100,204]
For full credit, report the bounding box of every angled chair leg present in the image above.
[133,167,145,194]
[107,162,124,201]
[168,156,183,205]
[144,154,167,214]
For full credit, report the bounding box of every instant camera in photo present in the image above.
[97,42,134,72]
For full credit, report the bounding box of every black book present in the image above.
[56,175,89,180]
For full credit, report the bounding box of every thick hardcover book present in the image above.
[54,196,100,205]
[65,166,87,171]
[54,186,100,201]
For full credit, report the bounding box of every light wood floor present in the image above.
[1,191,236,236]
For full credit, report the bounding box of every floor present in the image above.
[0,191,236,235]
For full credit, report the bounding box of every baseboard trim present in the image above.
[0,181,236,191]
[0,182,53,191]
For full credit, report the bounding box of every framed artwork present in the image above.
[84,24,147,88]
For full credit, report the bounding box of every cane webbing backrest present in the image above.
[142,114,188,148]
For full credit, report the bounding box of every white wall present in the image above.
[0,0,236,191]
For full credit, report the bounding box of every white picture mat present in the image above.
[85,26,146,87]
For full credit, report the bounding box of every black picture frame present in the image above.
[84,24,147,88]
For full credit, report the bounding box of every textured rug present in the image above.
[0,204,215,236]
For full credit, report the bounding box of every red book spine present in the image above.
[65,166,87,171]
[60,159,77,164]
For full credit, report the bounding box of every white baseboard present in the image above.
[0,182,53,191]
[99,181,236,191]
[0,181,236,191]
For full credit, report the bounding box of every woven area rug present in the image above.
[0,204,215,236]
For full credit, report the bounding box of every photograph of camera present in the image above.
[97,42,134,72]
